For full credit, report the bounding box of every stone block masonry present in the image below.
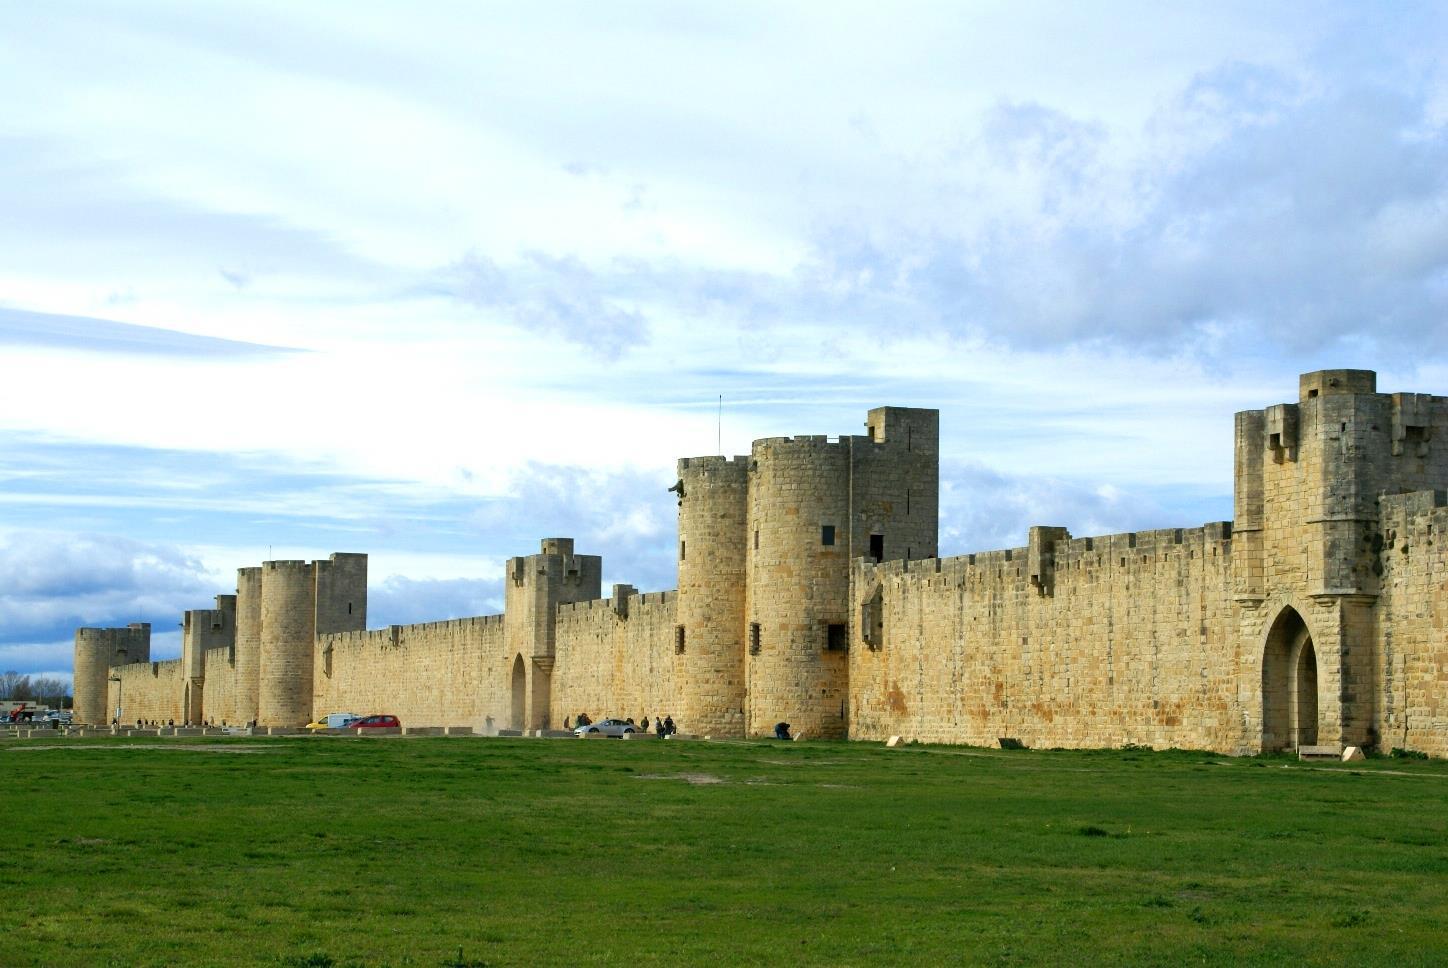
[71,370,1448,758]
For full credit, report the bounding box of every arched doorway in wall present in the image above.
[1262,607,1319,751]
[510,655,527,731]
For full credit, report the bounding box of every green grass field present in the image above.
[3,735,1447,967]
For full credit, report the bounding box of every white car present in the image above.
[574,718,637,737]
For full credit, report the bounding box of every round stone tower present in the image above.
[258,560,315,727]
[675,455,749,738]
[234,566,263,725]
[73,629,116,727]
[745,436,853,739]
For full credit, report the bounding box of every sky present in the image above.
[3,1,1448,684]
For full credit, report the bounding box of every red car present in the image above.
[348,714,400,730]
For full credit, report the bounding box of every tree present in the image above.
[0,671,30,700]
[30,676,68,708]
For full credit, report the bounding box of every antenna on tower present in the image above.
[717,394,722,454]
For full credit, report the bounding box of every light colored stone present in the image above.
[886,735,902,747]
[1342,746,1366,761]
[70,371,1448,759]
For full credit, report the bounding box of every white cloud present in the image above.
[1,2,1445,680]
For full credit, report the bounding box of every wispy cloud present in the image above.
[0,307,299,357]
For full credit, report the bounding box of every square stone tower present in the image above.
[1234,369,1448,750]
[504,538,602,730]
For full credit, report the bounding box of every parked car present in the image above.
[574,718,636,737]
[348,715,400,730]
[306,712,360,731]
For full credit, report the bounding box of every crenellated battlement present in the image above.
[558,590,678,615]
[678,455,750,471]
[321,613,506,649]
[857,521,1235,591]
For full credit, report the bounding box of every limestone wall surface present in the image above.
[201,646,240,725]
[851,524,1244,751]
[551,591,681,728]
[1377,493,1448,758]
[313,615,507,730]
[107,660,184,725]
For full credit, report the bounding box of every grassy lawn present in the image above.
[3,735,1447,967]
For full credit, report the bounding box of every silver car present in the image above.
[574,718,637,737]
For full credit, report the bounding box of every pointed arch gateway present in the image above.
[510,654,527,731]
[1261,607,1319,751]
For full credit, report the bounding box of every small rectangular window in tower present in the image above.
[347,602,352,615]
[869,533,884,562]
[826,623,847,651]
[821,524,835,546]
[749,622,761,655]
[680,540,686,561]
[675,625,686,655]
[754,530,759,550]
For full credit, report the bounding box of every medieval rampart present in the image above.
[551,590,680,726]
[200,645,240,725]
[107,659,184,725]
[69,372,1448,758]
[1377,491,1448,758]
[313,615,507,731]
[851,523,1240,750]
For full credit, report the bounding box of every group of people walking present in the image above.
[565,712,676,736]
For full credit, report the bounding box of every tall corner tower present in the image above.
[674,455,749,737]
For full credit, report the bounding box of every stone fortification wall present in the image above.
[313,615,507,729]
[73,624,150,725]
[551,591,680,727]
[107,659,184,725]
[201,646,241,725]
[1376,492,1448,758]
[851,523,1242,751]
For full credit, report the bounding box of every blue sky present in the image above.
[3,2,1447,683]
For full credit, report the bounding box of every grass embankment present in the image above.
[2,736,1446,966]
